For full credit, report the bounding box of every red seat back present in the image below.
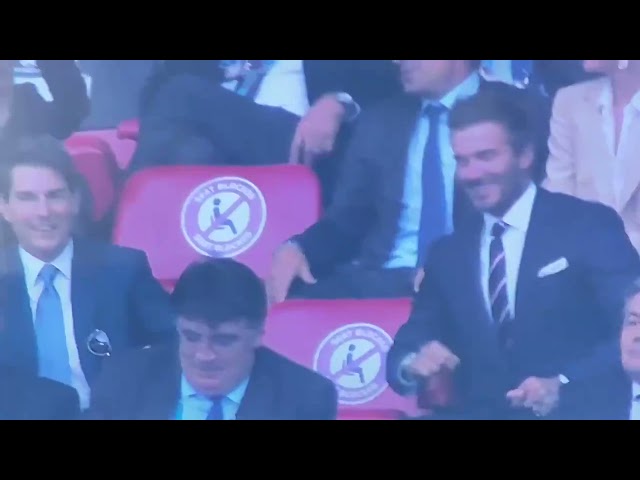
[117,118,140,142]
[113,165,321,283]
[264,299,417,418]
[65,136,118,222]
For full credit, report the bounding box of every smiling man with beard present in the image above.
[0,135,175,412]
[387,84,640,420]
[85,258,338,420]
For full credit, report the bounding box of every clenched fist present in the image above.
[406,341,460,379]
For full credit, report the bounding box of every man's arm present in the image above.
[295,107,381,274]
[36,60,90,139]
[561,204,640,382]
[386,241,450,396]
[128,251,177,345]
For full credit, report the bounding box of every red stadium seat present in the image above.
[112,165,322,285]
[117,118,140,142]
[65,136,118,222]
[69,129,137,170]
[264,299,419,420]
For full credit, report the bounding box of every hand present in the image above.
[266,242,316,305]
[288,94,346,166]
[413,268,425,293]
[506,376,562,417]
[407,341,460,379]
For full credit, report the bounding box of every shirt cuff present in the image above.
[334,92,361,122]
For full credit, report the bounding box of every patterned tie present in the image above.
[417,103,449,267]
[35,264,72,386]
[489,222,511,325]
[206,396,224,420]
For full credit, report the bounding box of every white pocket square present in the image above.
[537,257,569,278]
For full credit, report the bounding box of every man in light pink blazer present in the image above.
[544,60,640,252]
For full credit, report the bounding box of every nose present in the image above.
[33,196,53,217]
[194,345,216,362]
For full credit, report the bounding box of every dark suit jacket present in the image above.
[0,238,176,387]
[3,60,90,141]
[297,79,551,276]
[139,60,401,115]
[387,189,640,420]
[85,344,338,420]
[0,366,80,420]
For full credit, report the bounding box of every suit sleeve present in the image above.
[543,87,577,194]
[296,108,379,274]
[36,60,90,139]
[562,205,640,382]
[54,384,81,420]
[302,378,338,420]
[386,241,451,396]
[128,251,177,345]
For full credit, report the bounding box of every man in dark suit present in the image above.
[0,135,176,412]
[620,279,640,420]
[0,366,80,420]
[85,258,338,420]
[267,60,551,303]
[128,60,401,204]
[386,84,640,420]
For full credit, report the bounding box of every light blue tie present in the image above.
[35,264,72,386]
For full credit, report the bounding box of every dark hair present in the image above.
[171,258,268,329]
[448,82,536,155]
[467,60,482,70]
[0,135,81,199]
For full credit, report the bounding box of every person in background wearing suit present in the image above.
[85,258,338,420]
[0,135,176,412]
[128,60,401,205]
[0,366,79,420]
[267,60,550,303]
[387,84,640,420]
[544,60,640,254]
[620,279,640,420]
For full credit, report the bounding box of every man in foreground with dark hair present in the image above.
[387,83,640,420]
[86,258,338,420]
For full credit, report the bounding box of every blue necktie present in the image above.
[35,264,73,386]
[417,103,448,267]
[206,397,225,420]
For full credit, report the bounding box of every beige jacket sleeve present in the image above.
[543,86,576,195]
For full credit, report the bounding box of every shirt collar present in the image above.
[19,240,74,287]
[484,183,537,234]
[598,80,640,113]
[422,71,481,111]
[181,375,250,405]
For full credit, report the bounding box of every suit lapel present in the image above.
[618,111,640,209]
[236,348,278,420]
[514,190,558,320]
[0,249,38,373]
[70,240,100,383]
[581,80,618,208]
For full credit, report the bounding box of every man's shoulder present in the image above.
[256,347,335,395]
[539,188,619,224]
[75,239,148,265]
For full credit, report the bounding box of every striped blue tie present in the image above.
[35,264,72,386]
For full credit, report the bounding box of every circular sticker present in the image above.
[314,323,393,406]
[181,176,267,258]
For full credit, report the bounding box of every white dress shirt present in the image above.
[480,183,537,317]
[631,383,640,420]
[19,241,91,410]
[596,81,640,207]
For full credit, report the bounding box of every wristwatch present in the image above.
[557,374,570,385]
[333,92,360,121]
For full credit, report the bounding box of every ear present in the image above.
[0,195,9,223]
[519,145,535,171]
